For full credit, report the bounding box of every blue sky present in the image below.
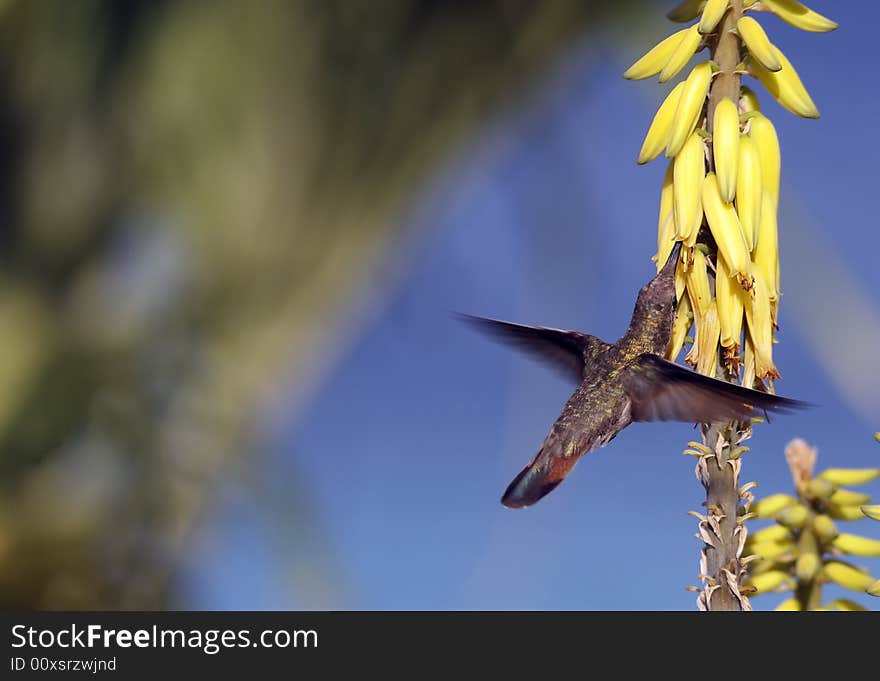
[183,2,880,610]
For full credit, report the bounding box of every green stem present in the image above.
[794,502,823,611]
[707,2,743,143]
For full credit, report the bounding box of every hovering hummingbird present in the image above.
[460,242,807,509]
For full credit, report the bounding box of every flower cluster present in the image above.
[625,0,836,386]
[744,438,880,610]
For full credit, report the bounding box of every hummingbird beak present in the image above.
[659,240,683,276]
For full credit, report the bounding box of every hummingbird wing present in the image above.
[456,313,596,384]
[623,354,808,423]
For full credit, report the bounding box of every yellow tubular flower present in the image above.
[735,135,762,251]
[776,503,808,529]
[743,269,779,379]
[675,256,689,302]
[665,293,693,361]
[659,25,703,83]
[819,468,880,487]
[775,598,801,611]
[696,301,721,376]
[795,552,820,581]
[749,540,794,561]
[736,17,781,71]
[751,493,796,518]
[639,82,687,164]
[742,333,756,389]
[715,253,745,353]
[747,113,781,205]
[823,561,876,593]
[686,248,712,319]
[624,26,695,80]
[747,524,790,544]
[673,133,706,243]
[803,477,834,500]
[666,62,713,157]
[701,173,753,289]
[655,162,676,269]
[831,533,880,558]
[675,254,687,301]
[829,489,872,507]
[747,570,792,593]
[739,86,761,114]
[811,515,839,542]
[752,192,780,307]
[749,557,787,576]
[767,294,778,336]
[827,599,868,612]
[698,0,729,35]
[829,504,869,522]
[760,0,838,33]
[712,97,740,203]
[748,47,820,119]
[684,249,712,370]
[667,0,706,23]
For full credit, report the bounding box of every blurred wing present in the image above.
[623,354,809,423]
[456,313,592,384]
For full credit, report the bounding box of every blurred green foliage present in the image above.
[0,0,640,609]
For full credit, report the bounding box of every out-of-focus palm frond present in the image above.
[0,0,643,608]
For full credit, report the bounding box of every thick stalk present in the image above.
[794,579,822,611]
[707,3,743,143]
[700,423,746,610]
[700,1,746,612]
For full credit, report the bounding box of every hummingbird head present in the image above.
[637,240,681,306]
[621,241,682,353]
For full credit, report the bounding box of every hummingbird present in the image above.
[460,242,807,509]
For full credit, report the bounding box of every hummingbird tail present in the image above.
[500,447,579,509]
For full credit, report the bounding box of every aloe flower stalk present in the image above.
[624,0,836,609]
[746,438,880,610]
